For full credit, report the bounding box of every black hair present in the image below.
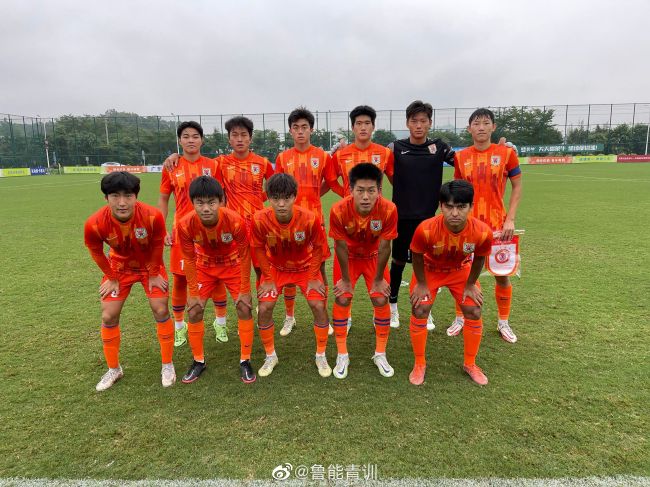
[177,120,204,138]
[406,100,433,121]
[468,108,495,125]
[189,176,224,201]
[348,162,382,189]
[225,116,254,137]
[350,105,377,125]
[266,173,298,199]
[439,180,474,205]
[100,171,140,196]
[288,107,315,129]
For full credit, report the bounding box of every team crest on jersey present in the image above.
[294,231,305,242]
[463,242,476,254]
[251,164,260,175]
[221,232,233,243]
[310,157,319,169]
[491,155,501,166]
[428,144,438,154]
[134,228,148,239]
[202,168,212,176]
[371,154,381,165]
[370,220,382,231]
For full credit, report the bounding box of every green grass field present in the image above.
[0,162,648,482]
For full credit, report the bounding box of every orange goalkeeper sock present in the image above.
[187,320,205,362]
[258,323,275,356]
[373,303,391,354]
[283,285,296,317]
[409,316,428,365]
[238,318,254,361]
[101,324,121,369]
[332,302,351,355]
[156,317,174,364]
[495,284,513,321]
[463,318,483,366]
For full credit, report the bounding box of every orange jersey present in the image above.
[216,152,274,221]
[159,155,220,224]
[251,206,324,274]
[410,215,493,272]
[84,202,166,279]
[453,144,521,229]
[177,207,251,295]
[327,142,394,195]
[329,195,398,259]
[275,145,332,221]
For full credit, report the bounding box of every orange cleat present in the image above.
[463,364,488,386]
[409,364,426,386]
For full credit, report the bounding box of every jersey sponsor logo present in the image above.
[371,154,381,165]
[463,242,476,254]
[310,157,319,169]
[370,220,382,231]
[491,155,501,166]
[202,168,212,176]
[428,145,438,154]
[175,170,185,178]
[221,232,233,243]
[251,164,261,175]
[134,227,148,239]
[401,150,410,155]
[294,231,305,242]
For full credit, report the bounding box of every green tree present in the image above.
[372,129,396,147]
[493,107,563,145]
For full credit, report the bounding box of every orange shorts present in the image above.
[333,254,390,298]
[409,266,480,307]
[101,268,169,302]
[196,264,246,300]
[258,267,325,302]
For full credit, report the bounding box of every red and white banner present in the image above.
[617,155,650,163]
[528,156,573,165]
[105,165,148,173]
[486,235,520,277]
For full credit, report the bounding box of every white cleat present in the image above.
[96,366,124,391]
[447,316,464,337]
[333,354,350,379]
[372,353,394,378]
[390,309,400,328]
[498,320,518,343]
[328,324,334,336]
[426,312,435,331]
[280,316,296,337]
[258,354,279,377]
[161,363,176,387]
[315,355,332,378]
[347,317,352,334]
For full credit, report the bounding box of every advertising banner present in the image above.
[519,144,604,154]
[528,156,573,165]
[105,165,148,173]
[0,167,31,177]
[64,166,102,174]
[30,167,48,175]
[573,155,617,163]
[617,155,650,163]
[146,165,164,173]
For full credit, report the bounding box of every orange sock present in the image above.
[156,318,174,364]
[332,302,351,354]
[373,303,391,354]
[212,282,228,321]
[284,285,296,317]
[409,316,428,365]
[101,324,121,368]
[454,301,463,318]
[314,323,329,355]
[463,318,483,366]
[187,320,205,362]
[258,323,275,356]
[238,318,254,361]
[495,284,512,321]
[172,274,188,322]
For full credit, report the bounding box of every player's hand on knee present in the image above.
[333,278,352,297]
[149,274,168,292]
[235,292,253,309]
[307,280,326,297]
[186,296,204,313]
[462,283,483,306]
[371,278,390,298]
[257,281,277,299]
[410,283,431,308]
[99,279,119,299]
[163,153,180,171]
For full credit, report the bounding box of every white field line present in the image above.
[0,179,100,190]
[524,171,650,183]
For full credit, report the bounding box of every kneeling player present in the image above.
[409,180,492,386]
[178,176,256,384]
[251,174,331,378]
[84,172,175,391]
[329,163,398,379]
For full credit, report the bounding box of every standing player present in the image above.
[329,163,398,379]
[251,174,331,378]
[409,180,492,386]
[274,107,333,336]
[84,172,175,390]
[158,122,227,347]
[447,109,522,343]
[387,100,455,331]
[177,176,256,384]
[325,105,394,197]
